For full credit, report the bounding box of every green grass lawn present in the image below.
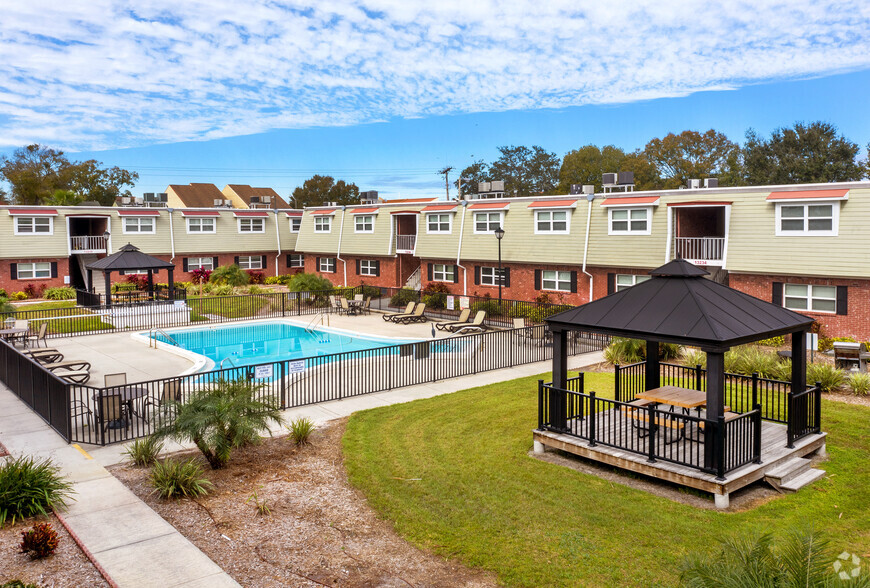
[343,372,870,587]
[14,300,77,311]
[12,301,115,334]
[186,295,271,318]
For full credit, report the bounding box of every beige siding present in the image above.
[338,210,393,256]
[278,215,300,252]
[0,212,69,258]
[415,208,462,259]
[585,200,667,268]
[109,212,171,255]
[171,210,280,255]
[294,210,341,254]
[165,187,186,209]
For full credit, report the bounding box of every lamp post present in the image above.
[495,226,505,302]
[103,230,111,255]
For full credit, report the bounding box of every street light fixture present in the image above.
[494,226,505,302]
[103,230,110,255]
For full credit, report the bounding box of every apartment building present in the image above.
[1,181,868,338]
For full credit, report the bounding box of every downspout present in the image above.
[455,201,469,295]
[581,195,594,303]
[336,206,347,286]
[273,210,281,277]
[167,208,176,263]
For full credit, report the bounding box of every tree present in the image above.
[742,122,865,185]
[454,159,489,197]
[291,175,359,207]
[68,159,138,206]
[557,145,660,193]
[209,264,250,287]
[44,189,85,206]
[488,145,560,196]
[644,130,741,189]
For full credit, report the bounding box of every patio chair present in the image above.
[25,348,64,363]
[383,301,416,322]
[362,296,372,314]
[435,308,471,331]
[98,392,127,432]
[55,368,91,385]
[448,310,486,334]
[339,297,359,316]
[143,380,181,422]
[396,303,427,324]
[25,323,48,348]
[70,396,94,430]
[328,295,340,311]
[104,372,127,387]
[43,359,91,376]
[12,320,29,347]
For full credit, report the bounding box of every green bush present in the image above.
[847,372,870,396]
[210,264,250,287]
[771,358,792,382]
[123,436,164,466]
[247,284,264,295]
[806,362,846,392]
[43,287,76,300]
[731,346,781,379]
[389,288,420,307]
[756,335,785,347]
[149,458,213,499]
[0,288,6,298]
[0,297,14,314]
[264,276,282,285]
[2,580,41,588]
[19,522,60,559]
[288,272,333,293]
[288,417,317,446]
[470,299,506,317]
[604,338,646,365]
[422,292,447,310]
[0,457,73,526]
[12,292,27,301]
[818,336,856,353]
[210,284,234,296]
[681,348,706,368]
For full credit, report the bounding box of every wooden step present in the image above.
[779,468,826,493]
[764,457,812,492]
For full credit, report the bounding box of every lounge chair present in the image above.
[42,359,92,372]
[25,348,64,363]
[26,323,48,348]
[449,310,487,334]
[55,368,91,384]
[384,301,416,322]
[396,303,427,324]
[436,308,472,331]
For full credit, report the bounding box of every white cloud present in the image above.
[1,0,869,150]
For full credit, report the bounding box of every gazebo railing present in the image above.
[787,385,821,448]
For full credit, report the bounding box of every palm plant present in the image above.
[153,378,284,469]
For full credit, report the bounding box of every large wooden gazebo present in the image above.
[86,243,177,307]
[536,259,826,508]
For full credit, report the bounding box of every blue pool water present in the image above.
[151,321,420,371]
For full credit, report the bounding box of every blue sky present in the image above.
[2,1,870,200]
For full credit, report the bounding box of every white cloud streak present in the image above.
[1,0,869,150]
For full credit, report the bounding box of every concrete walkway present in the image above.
[0,349,603,586]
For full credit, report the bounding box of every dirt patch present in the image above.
[0,514,109,587]
[110,420,497,588]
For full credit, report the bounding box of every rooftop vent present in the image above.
[617,171,634,185]
[704,178,719,189]
[688,179,702,189]
[602,173,617,186]
[360,190,379,204]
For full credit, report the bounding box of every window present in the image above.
[783,284,837,313]
[187,218,216,233]
[480,266,505,286]
[360,260,378,276]
[289,218,301,233]
[542,270,572,292]
[187,257,214,271]
[535,210,569,234]
[433,264,455,282]
[16,262,51,279]
[237,256,263,270]
[615,274,650,292]
[123,217,155,234]
[318,257,336,273]
[474,212,503,233]
[776,203,837,236]
[314,216,332,233]
[238,218,265,233]
[609,208,650,234]
[426,213,451,233]
[14,217,52,235]
[288,254,304,268]
[355,215,374,233]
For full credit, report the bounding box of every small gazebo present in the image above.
[86,243,176,307]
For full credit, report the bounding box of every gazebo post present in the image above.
[147,270,154,301]
[86,269,93,293]
[104,270,112,308]
[168,267,175,301]
[791,330,807,394]
[645,340,660,391]
[550,327,568,430]
[704,350,726,472]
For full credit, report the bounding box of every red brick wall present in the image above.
[0,257,71,296]
[302,254,401,288]
[729,273,870,340]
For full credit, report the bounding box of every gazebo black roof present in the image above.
[85,243,175,272]
[546,259,814,350]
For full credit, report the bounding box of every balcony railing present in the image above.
[396,234,416,252]
[674,236,724,263]
[70,235,108,252]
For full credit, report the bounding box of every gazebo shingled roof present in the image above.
[86,243,174,272]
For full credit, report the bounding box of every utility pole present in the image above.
[438,166,454,201]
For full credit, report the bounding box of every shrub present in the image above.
[246,489,271,516]
[389,288,420,308]
[604,338,645,365]
[2,581,40,588]
[470,299,505,317]
[43,287,76,300]
[264,276,282,285]
[818,336,856,353]
[189,267,212,285]
[771,358,792,382]
[806,362,846,392]
[359,284,381,299]
[847,372,870,396]
[681,348,706,368]
[22,284,44,299]
[210,284,234,296]
[0,288,6,298]
[123,436,164,466]
[288,272,333,293]
[149,458,213,499]
[288,417,316,446]
[247,284,264,295]
[0,457,73,526]
[19,522,60,559]
[246,270,265,284]
[422,292,447,310]
[12,292,27,301]
[153,378,284,469]
[731,346,781,379]
[0,297,14,314]
[210,264,249,287]
[756,335,785,347]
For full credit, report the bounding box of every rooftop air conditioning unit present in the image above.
[143,192,155,200]
[261,196,271,203]
[360,190,379,203]
[478,181,491,193]
[490,180,505,192]
[225,200,233,207]
[688,179,702,189]
[704,178,719,188]
[214,198,224,206]
[602,173,617,185]
[120,196,132,205]
[326,201,338,207]
[250,196,260,203]
[617,171,634,185]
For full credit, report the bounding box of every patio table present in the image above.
[0,328,28,346]
[636,385,707,411]
[94,386,150,429]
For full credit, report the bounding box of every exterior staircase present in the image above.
[763,457,826,493]
[404,265,421,290]
[75,254,106,297]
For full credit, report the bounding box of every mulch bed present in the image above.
[0,514,109,588]
[110,420,497,588]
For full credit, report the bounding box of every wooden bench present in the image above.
[698,411,741,431]
[626,411,687,431]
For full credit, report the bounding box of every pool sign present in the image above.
[459,296,470,309]
[288,360,306,374]
[254,365,273,379]
[446,295,455,310]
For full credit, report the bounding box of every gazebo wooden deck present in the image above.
[534,260,827,508]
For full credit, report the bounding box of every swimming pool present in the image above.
[149,321,421,372]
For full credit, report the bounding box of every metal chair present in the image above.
[98,393,127,432]
[143,380,181,422]
[104,373,127,387]
[26,322,48,348]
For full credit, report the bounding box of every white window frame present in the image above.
[534,209,571,235]
[14,217,53,235]
[432,263,455,282]
[775,202,839,237]
[783,284,838,314]
[122,216,155,234]
[237,255,263,270]
[314,216,332,233]
[608,207,651,235]
[426,212,452,234]
[360,260,378,276]
[289,254,304,268]
[479,266,505,286]
[289,218,301,233]
[319,257,336,273]
[186,217,216,233]
[237,217,265,233]
[615,274,651,292]
[187,257,214,271]
[354,215,374,233]
[16,262,52,279]
[473,211,504,234]
[541,270,572,292]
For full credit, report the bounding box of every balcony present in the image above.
[674,237,724,265]
[396,234,416,253]
[70,235,108,254]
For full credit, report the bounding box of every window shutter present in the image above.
[261,255,267,269]
[570,271,578,293]
[212,257,219,269]
[286,254,292,268]
[182,258,189,272]
[374,260,380,277]
[234,256,240,266]
[356,259,361,275]
[427,263,433,281]
[534,269,541,290]
[503,267,511,288]
[10,263,17,280]
[772,282,783,306]
[607,273,615,295]
[453,265,459,283]
[836,286,848,316]
[316,257,321,271]
[474,266,480,285]
[50,262,58,278]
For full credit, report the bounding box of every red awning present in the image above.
[468,201,509,210]
[528,199,578,208]
[8,208,58,216]
[600,196,660,207]
[311,209,337,216]
[350,207,379,214]
[285,212,303,217]
[180,210,221,216]
[232,210,269,217]
[117,209,161,216]
[766,189,849,201]
[422,204,458,212]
